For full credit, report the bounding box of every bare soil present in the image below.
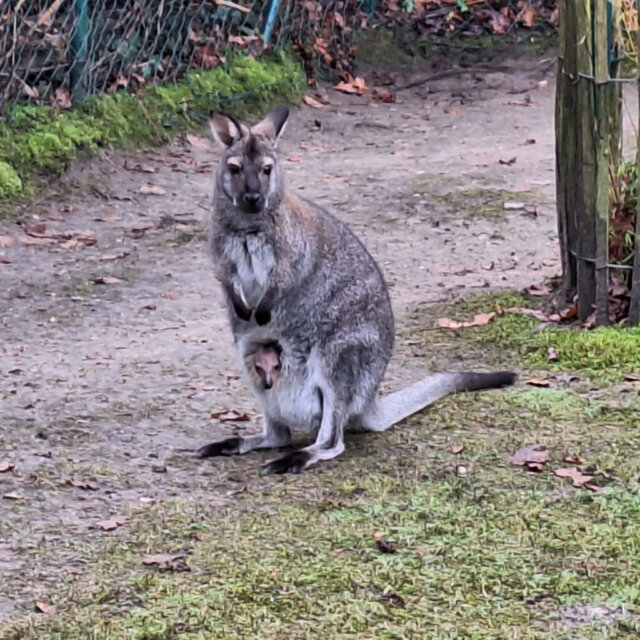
[1,54,561,618]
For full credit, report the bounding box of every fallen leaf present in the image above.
[303,95,326,109]
[509,444,549,471]
[0,235,14,247]
[35,602,55,614]
[375,538,397,554]
[444,107,462,115]
[64,478,99,491]
[53,88,72,109]
[554,467,594,487]
[21,222,50,237]
[381,586,405,607]
[186,134,212,150]
[92,276,122,285]
[19,235,57,246]
[334,77,367,95]
[142,553,186,569]
[564,455,587,465]
[60,233,97,250]
[3,492,21,500]
[160,292,177,300]
[65,567,83,575]
[371,88,395,103]
[437,312,495,330]
[287,154,303,163]
[97,516,128,531]
[0,462,15,473]
[499,157,517,166]
[450,444,464,454]
[624,373,640,382]
[547,347,559,362]
[139,184,166,196]
[211,410,250,422]
[525,283,550,296]
[124,161,157,173]
[525,378,550,387]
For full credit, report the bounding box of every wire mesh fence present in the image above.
[0,0,369,115]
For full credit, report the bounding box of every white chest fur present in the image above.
[223,234,275,309]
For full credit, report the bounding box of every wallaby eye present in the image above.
[262,165,272,176]
[228,164,241,175]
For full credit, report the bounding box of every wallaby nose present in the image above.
[243,193,262,211]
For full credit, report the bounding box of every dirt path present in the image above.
[0,55,560,617]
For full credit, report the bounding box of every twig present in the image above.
[396,65,511,91]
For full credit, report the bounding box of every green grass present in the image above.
[3,292,640,639]
[0,51,305,205]
[412,292,640,381]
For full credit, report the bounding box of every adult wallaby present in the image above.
[196,105,516,474]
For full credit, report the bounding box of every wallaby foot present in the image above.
[260,450,310,475]
[196,421,292,459]
[195,436,243,458]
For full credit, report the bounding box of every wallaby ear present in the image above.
[251,105,290,144]
[209,111,245,148]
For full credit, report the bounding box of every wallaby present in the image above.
[196,105,516,474]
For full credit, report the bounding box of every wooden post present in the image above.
[594,1,611,325]
[629,13,640,324]
[555,0,577,302]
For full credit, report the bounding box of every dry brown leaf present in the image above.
[64,478,99,491]
[547,347,559,362]
[65,567,83,575]
[554,467,594,487]
[525,378,550,387]
[287,154,303,163]
[139,184,166,196]
[371,88,395,103]
[34,601,55,614]
[0,462,15,473]
[563,455,587,465]
[303,95,326,109]
[450,444,464,454]
[499,156,517,166]
[3,492,21,500]
[524,283,550,297]
[0,235,14,248]
[624,373,640,382]
[375,538,397,554]
[508,444,549,470]
[19,235,56,246]
[60,233,97,250]
[92,276,123,285]
[437,312,495,330]
[186,134,212,150]
[521,5,537,27]
[53,88,72,109]
[98,515,128,531]
[212,409,250,422]
[334,77,367,95]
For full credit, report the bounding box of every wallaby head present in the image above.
[210,106,289,217]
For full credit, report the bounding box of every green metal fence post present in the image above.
[70,0,89,101]
[263,0,283,46]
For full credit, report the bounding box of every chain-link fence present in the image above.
[0,0,369,115]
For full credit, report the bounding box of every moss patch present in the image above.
[411,292,640,381]
[0,51,305,205]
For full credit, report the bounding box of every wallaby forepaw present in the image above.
[195,436,243,458]
[260,450,311,475]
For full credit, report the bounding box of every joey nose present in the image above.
[243,193,263,212]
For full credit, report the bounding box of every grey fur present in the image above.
[197,106,516,474]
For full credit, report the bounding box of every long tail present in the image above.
[365,371,516,432]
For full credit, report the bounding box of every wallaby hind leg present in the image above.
[261,389,346,475]
[195,418,291,458]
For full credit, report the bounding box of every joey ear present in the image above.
[209,111,245,148]
[251,105,290,144]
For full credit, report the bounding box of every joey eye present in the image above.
[262,165,272,176]
[228,164,241,175]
